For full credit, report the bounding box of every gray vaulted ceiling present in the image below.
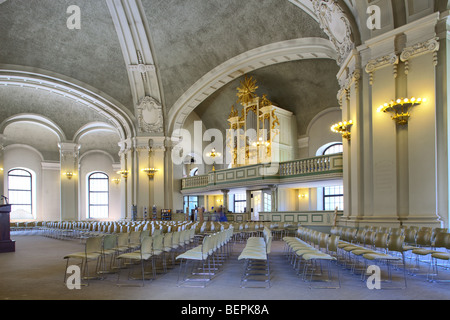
[0,0,445,161]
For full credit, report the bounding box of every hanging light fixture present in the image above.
[206,148,221,171]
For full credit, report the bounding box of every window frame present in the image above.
[323,143,343,155]
[234,193,246,213]
[8,168,33,217]
[320,143,344,211]
[88,172,109,219]
[323,185,344,211]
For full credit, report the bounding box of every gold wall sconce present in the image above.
[331,120,353,140]
[142,168,159,179]
[117,170,129,179]
[377,97,425,125]
[64,172,74,179]
[111,178,121,185]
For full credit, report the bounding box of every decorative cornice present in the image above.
[337,69,360,102]
[365,53,399,85]
[400,37,440,68]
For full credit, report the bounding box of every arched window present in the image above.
[189,167,199,177]
[323,143,343,155]
[8,169,33,219]
[317,143,344,211]
[88,172,109,219]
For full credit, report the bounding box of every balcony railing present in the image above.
[181,153,343,192]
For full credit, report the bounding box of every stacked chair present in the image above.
[284,227,340,289]
[176,227,234,288]
[427,232,450,282]
[238,227,273,288]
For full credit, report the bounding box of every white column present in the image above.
[58,142,80,221]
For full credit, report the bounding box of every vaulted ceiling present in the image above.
[0,0,446,161]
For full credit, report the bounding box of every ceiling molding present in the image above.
[0,114,67,142]
[4,144,45,163]
[79,149,117,165]
[0,68,136,140]
[168,37,338,135]
[288,0,318,22]
[73,122,119,144]
[106,0,165,135]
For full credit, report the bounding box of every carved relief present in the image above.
[136,96,164,134]
[400,38,440,69]
[337,68,360,103]
[312,0,354,65]
[365,53,399,85]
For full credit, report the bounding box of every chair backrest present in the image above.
[327,235,340,253]
[163,232,173,247]
[363,231,375,246]
[103,234,117,251]
[129,231,141,244]
[388,234,406,254]
[404,229,416,244]
[265,234,273,254]
[318,233,329,250]
[390,228,403,237]
[141,236,153,255]
[152,234,163,250]
[416,230,432,247]
[355,229,366,244]
[433,232,450,249]
[172,231,180,245]
[117,233,128,246]
[201,235,211,256]
[86,237,103,254]
[373,232,389,250]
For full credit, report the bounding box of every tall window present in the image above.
[184,196,199,214]
[234,193,246,213]
[8,169,33,218]
[88,172,109,219]
[263,193,272,212]
[323,186,344,211]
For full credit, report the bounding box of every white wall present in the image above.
[306,108,343,157]
[79,152,121,221]
[4,145,60,221]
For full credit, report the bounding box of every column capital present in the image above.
[58,142,80,158]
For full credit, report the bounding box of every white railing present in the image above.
[181,153,343,190]
[278,154,337,176]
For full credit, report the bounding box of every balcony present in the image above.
[181,153,343,193]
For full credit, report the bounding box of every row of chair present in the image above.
[332,225,447,248]
[283,228,340,289]
[237,227,273,288]
[63,224,200,287]
[176,227,234,288]
[337,230,408,288]
[336,227,450,285]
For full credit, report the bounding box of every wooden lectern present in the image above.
[0,205,15,253]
